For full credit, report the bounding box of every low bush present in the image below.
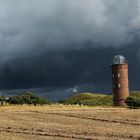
[126,96,140,109]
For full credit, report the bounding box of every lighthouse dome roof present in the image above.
[112,55,127,65]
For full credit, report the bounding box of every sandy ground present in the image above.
[0,105,139,140]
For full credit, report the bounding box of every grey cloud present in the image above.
[0,0,140,56]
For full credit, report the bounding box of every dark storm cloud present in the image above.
[0,0,140,92]
[0,45,140,91]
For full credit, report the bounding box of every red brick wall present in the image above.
[111,64,129,106]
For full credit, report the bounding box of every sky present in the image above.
[0,0,140,100]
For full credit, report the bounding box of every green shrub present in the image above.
[126,96,140,109]
[126,91,140,108]
[7,92,50,105]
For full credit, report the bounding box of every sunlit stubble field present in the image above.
[0,105,140,140]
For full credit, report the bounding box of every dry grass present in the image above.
[0,105,139,140]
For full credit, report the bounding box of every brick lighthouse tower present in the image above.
[111,55,129,106]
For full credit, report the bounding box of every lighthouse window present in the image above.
[118,84,121,88]
[118,74,120,77]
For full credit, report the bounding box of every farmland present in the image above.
[0,105,139,140]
